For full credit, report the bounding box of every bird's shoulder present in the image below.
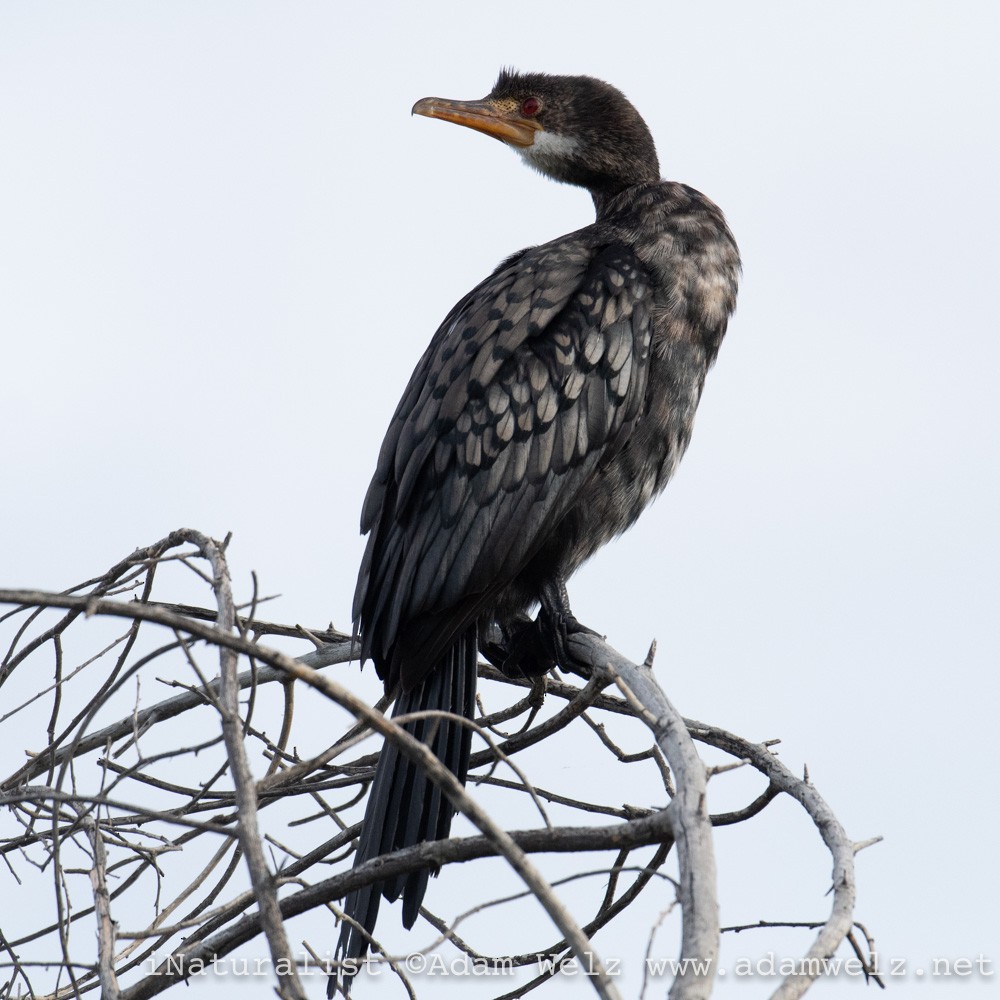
[368,233,654,517]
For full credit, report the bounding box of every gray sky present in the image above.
[2,2,998,997]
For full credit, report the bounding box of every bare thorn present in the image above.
[706,758,750,778]
[853,835,884,854]
[643,639,657,669]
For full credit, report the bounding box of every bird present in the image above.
[332,69,739,995]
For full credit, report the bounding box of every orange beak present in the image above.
[412,96,541,148]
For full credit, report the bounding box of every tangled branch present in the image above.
[0,530,877,999]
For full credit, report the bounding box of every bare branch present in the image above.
[687,721,863,1000]
[567,633,718,1000]
[84,817,120,1000]
[186,531,306,1000]
[0,531,872,1000]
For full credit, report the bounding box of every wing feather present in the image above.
[356,240,654,690]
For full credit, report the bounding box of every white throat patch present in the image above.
[517,130,581,165]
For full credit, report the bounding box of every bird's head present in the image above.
[412,69,660,207]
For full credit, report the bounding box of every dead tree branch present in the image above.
[567,634,717,1000]
[0,530,875,1000]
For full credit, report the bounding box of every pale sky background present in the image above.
[1,2,998,998]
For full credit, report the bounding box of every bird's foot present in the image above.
[538,577,601,670]
[481,577,600,678]
[481,615,556,680]
[538,606,600,669]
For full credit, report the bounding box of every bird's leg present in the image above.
[537,576,601,670]
[480,577,601,678]
[480,614,557,679]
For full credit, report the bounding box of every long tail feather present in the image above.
[331,625,478,996]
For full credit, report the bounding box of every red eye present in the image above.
[521,97,540,117]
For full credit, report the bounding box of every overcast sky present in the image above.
[1,2,998,998]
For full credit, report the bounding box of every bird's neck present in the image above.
[591,180,661,221]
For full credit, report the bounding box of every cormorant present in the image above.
[333,69,739,994]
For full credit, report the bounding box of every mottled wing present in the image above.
[356,239,653,691]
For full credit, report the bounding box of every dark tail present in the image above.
[331,625,478,997]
